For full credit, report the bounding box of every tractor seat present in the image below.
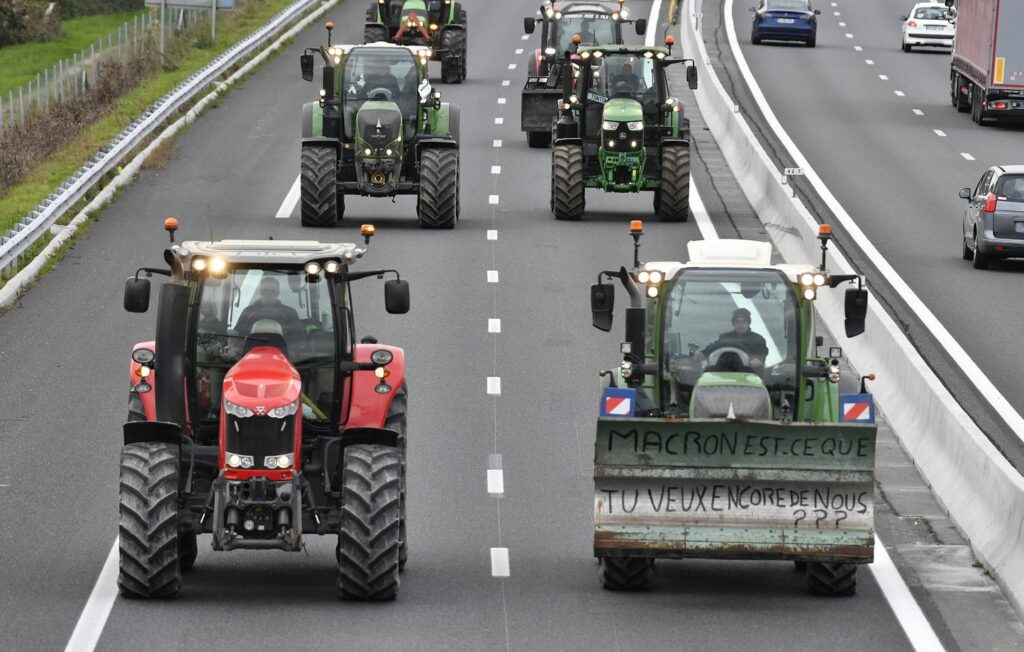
[244,319,289,358]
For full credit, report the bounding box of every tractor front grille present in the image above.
[226,415,295,469]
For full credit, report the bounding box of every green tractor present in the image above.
[300,26,460,229]
[590,222,877,595]
[364,0,468,83]
[551,37,699,221]
[521,0,647,148]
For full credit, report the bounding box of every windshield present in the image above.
[661,268,799,411]
[554,12,615,50]
[913,6,947,20]
[765,0,811,11]
[586,52,656,102]
[343,47,419,116]
[193,267,342,424]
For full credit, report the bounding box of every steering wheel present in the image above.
[367,87,394,101]
[705,344,751,368]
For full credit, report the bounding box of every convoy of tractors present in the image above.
[117,0,878,602]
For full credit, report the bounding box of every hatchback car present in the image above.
[751,0,820,47]
[960,165,1024,269]
[901,2,955,52]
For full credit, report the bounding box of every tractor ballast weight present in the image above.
[550,38,699,222]
[117,220,413,600]
[364,0,468,83]
[521,0,647,148]
[299,32,460,229]
[590,223,877,596]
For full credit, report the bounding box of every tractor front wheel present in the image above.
[551,144,585,220]
[440,29,466,84]
[656,144,690,222]
[805,561,857,596]
[337,445,402,600]
[598,557,653,591]
[117,443,183,598]
[364,24,388,44]
[300,146,342,227]
[417,148,459,229]
[386,384,409,571]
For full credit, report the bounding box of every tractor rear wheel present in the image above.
[337,444,402,600]
[598,557,653,591]
[805,561,857,596]
[551,144,585,220]
[656,144,690,222]
[527,131,551,148]
[300,146,342,227]
[441,29,466,84]
[417,148,459,229]
[385,384,409,571]
[117,443,183,598]
[364,24,388,44]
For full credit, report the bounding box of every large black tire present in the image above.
[440,29,466,84]
[962,234,973,261]
[337,445,402,600]
[527,131,551,148]
[364,24,388,44]
[117,443,183,599]
[955,75,971,113]
[656,145,690,222]
[385,384,409,571]
[598,557,653,591]
[456,7,468,79]
[300,146,341,227]
[417,148,459,229]
[805,561,857,596]
[179,532,198,572]
[551,144,585,220]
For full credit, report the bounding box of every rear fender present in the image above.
[346,344,406,428]
[426,101,453,136]
[659,137,688,154]
[129,341,158,421]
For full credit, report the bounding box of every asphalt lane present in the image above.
[0,0,918,650]
[730,0,1024,443]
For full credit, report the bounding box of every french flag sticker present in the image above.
[839,394,875,423]
[601,388,637,417]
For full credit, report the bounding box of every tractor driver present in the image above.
[694,308,769,372]
[610,59,643,95]
[234,276,303,340]
[363,58,401,101]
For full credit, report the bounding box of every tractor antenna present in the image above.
[326,21,334,47]
[206,203,215,243]
[817,224,831,271]
[629,220,644,269]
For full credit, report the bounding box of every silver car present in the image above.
[960,165,1024,269]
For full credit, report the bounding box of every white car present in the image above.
[901,2,955,52]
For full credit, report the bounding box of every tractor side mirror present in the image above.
[686,65,699,90]
[844,288,868,338]
[959,187,972,200]
[300,54,314,82]
[591,282,614,332]
[124,277,151,313]
[945,0,954,7]
[524,17,536,34]
[385,279,410,314]
[635,18,647,35]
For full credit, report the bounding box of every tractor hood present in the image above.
[356,101,403,153]
[222,347,301,415]
[602,97,643,123]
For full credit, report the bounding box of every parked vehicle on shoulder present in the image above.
[901,2,955,52]
[960,165,1024,269]
[750,0,820,48]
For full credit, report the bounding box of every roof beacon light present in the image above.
[630,220,644,269]
[361,224,376,245]
[817,223,832,271]
[325,21,334,46]
[164,216,179,242]
[665,35,674,53]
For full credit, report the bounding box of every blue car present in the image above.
[751,0,820,47]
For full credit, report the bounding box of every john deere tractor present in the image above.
[118,219,413,600]
[550,38,698,221]
[589,222,877,596]
[300,24,460,229]
[364,0,467,83]
[522,0,646,148]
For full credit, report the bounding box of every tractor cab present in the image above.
[364,0,468,84]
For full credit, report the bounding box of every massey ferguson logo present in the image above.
[255,405,266,416]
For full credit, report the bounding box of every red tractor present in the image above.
[119,219,411,600]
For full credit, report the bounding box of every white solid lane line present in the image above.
[275,175,301,219]
[487,377,501,395]
[719,2,949,648]
[489,318,501,333]
[63,541,119,652]
[490,548,510,576]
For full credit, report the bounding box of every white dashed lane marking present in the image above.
[502,80,510,86]
[879,74,889,80]
[913,109,924,116]
[493,139,503,148]
[521,33,530,40]
[854,45,863,51]
[495,117,504,124]
[508,63,517,70]
[894,90,905,97]
[497,97,506,104]
[489,195,500,205]
[865,59,874,65]
[934,129,947,137]
[487,376,502,394]
[961,153,975,161]
[487,229,498,240]
[845,33,853,38]
[491,165,501,174]
[491,548,510,576]
[488,470,505,495]
[489,318,502,333]
[487,270,500,283]
[515,48,523,54]
[839,21,846,26]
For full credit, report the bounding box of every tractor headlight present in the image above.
[545,8,554,18]
[627,121,644,131]
[649,270,663,284]
[386,148,393,156]
[324,260,342,274]
[364,148,372,156]
[620,7,629,18]
[208,257,227,276]
[225,400,254,418]
[268,400,299,419]
[643,51,654,58]
[607,140,616,148]
[828,362,841,383]
[370,349,394,365]
[264,454,293,469]
[630,140,638,148]
[637,270,650,283]
[656,52,666,60]
[319,89,326,97]
[226,453,254,469]
[802,288,816,301]
[192,258,208,272]
[813,273,826,287]
[334,56,341,65]
[646,286,659,298]
[545,47,556,56]
[799,272,814,287]
[304,261,322,276]
[602,120,619,130]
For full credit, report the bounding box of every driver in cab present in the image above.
[234,277,302,339]
[362,59,400,100]
[694,308,768,372]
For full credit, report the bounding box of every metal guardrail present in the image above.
[0,0,324,277]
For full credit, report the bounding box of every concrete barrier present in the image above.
[682,0,1024,615]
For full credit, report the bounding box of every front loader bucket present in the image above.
[593,417,877,563]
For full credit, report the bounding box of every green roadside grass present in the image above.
[0,0,310,236]
[0,10,148,98]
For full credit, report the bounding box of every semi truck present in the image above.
[948,0,1024,125]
